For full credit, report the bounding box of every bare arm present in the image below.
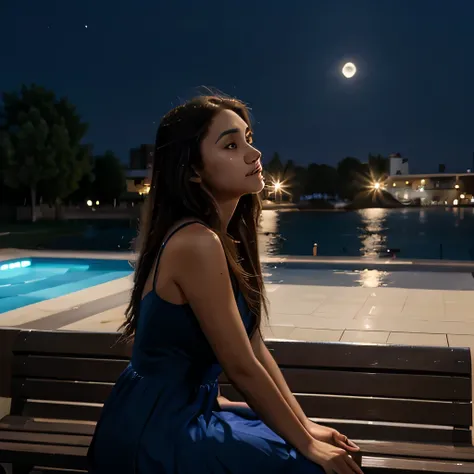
[217,385,249,411]
[251,332,312,429]
[172,225,314,456]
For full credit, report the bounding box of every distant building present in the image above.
[129,144,154,170]
[386,172,474,206]
[125,144,154,197]
[389,153,409,176]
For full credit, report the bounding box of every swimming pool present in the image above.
[0,257,133,314]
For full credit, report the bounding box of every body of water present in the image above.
[0,257,132,313]
[17,207,474,261]
[259,207,474,260]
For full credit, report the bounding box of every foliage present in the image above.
[0,84,90,220]
[367,153,389,180]
[265,152,284,179]
[92,151,126,203]
[336,157,368,199]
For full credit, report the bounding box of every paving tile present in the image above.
[270,313,350,330]
[35,276,132,312]
[262,325,295,340]
[288,328,344,342]
[268,300,322,315]
[366,288,408,302]
[405,290,444,305]
[347,317,474,335]
[60,304,127,332]
[387,332,448,347]
[444,302,474,319]
[447,334,474,349]
[314,302,364,318]
[357,302,404,318]
[443,290,474,304]
[399,304,445,320]
[340,330,389,344]
[0,306,55,327]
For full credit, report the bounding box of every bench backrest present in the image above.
[6,329,472,445]
[221,340,473,445]
[9,330,130,422]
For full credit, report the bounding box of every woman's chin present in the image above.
[246,175,265,194]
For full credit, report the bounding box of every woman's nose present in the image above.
[245,146,261,164]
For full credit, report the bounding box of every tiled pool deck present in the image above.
[1,248,474,350]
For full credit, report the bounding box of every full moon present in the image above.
[342,62,357,79]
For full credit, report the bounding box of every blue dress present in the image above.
[88,222,322,473]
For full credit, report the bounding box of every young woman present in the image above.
[88,96,362,474]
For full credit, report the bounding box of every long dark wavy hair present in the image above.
[121,95,267,340]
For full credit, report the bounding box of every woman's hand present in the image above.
[306,421,360,453]
[304,439,363,474]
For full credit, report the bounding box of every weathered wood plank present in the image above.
[220,385,472,426]
[0,329,20,397]
[220,368,471,401]
[265,341,472,375]
[13,330,131,359]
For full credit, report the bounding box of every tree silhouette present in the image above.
[0,84,90,221]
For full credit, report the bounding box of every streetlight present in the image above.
[273,181,282,204]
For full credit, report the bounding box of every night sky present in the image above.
[2,0,474,173]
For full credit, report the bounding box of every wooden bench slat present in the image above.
[14,378,472,427]
[13,331,131,359]
[32,469,86,474]
[13,333,472,375]
[318,420,472,445]
[299,395,471,428]
[12,379,112,404]
[13,356,127,383]
[0,441,88,469]
[0,416,95,436]
[220,385,472,426]
[1,415,468,447]
[357,440,474,461]
[220,368,472,401]
[0,328,20,398]
[14,355,470,401]
[0,430,91,447]
[266,341,472,375]
[22,402,102,422]
[363,455,474,473]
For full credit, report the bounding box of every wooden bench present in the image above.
[0,328,474,473]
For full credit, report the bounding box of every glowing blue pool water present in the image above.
[0,257,132,314]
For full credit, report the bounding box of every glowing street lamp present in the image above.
[267,179,291,204]
[372,182,381,191]
[273,181,282,203]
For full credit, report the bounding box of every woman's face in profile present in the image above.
[199,109,264,200]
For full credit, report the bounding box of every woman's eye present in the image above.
[246,136,253,145]
[225,142,237,150]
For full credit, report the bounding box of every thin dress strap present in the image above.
[152,220,206,289]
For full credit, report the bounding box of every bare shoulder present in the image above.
[166,223,225,263]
